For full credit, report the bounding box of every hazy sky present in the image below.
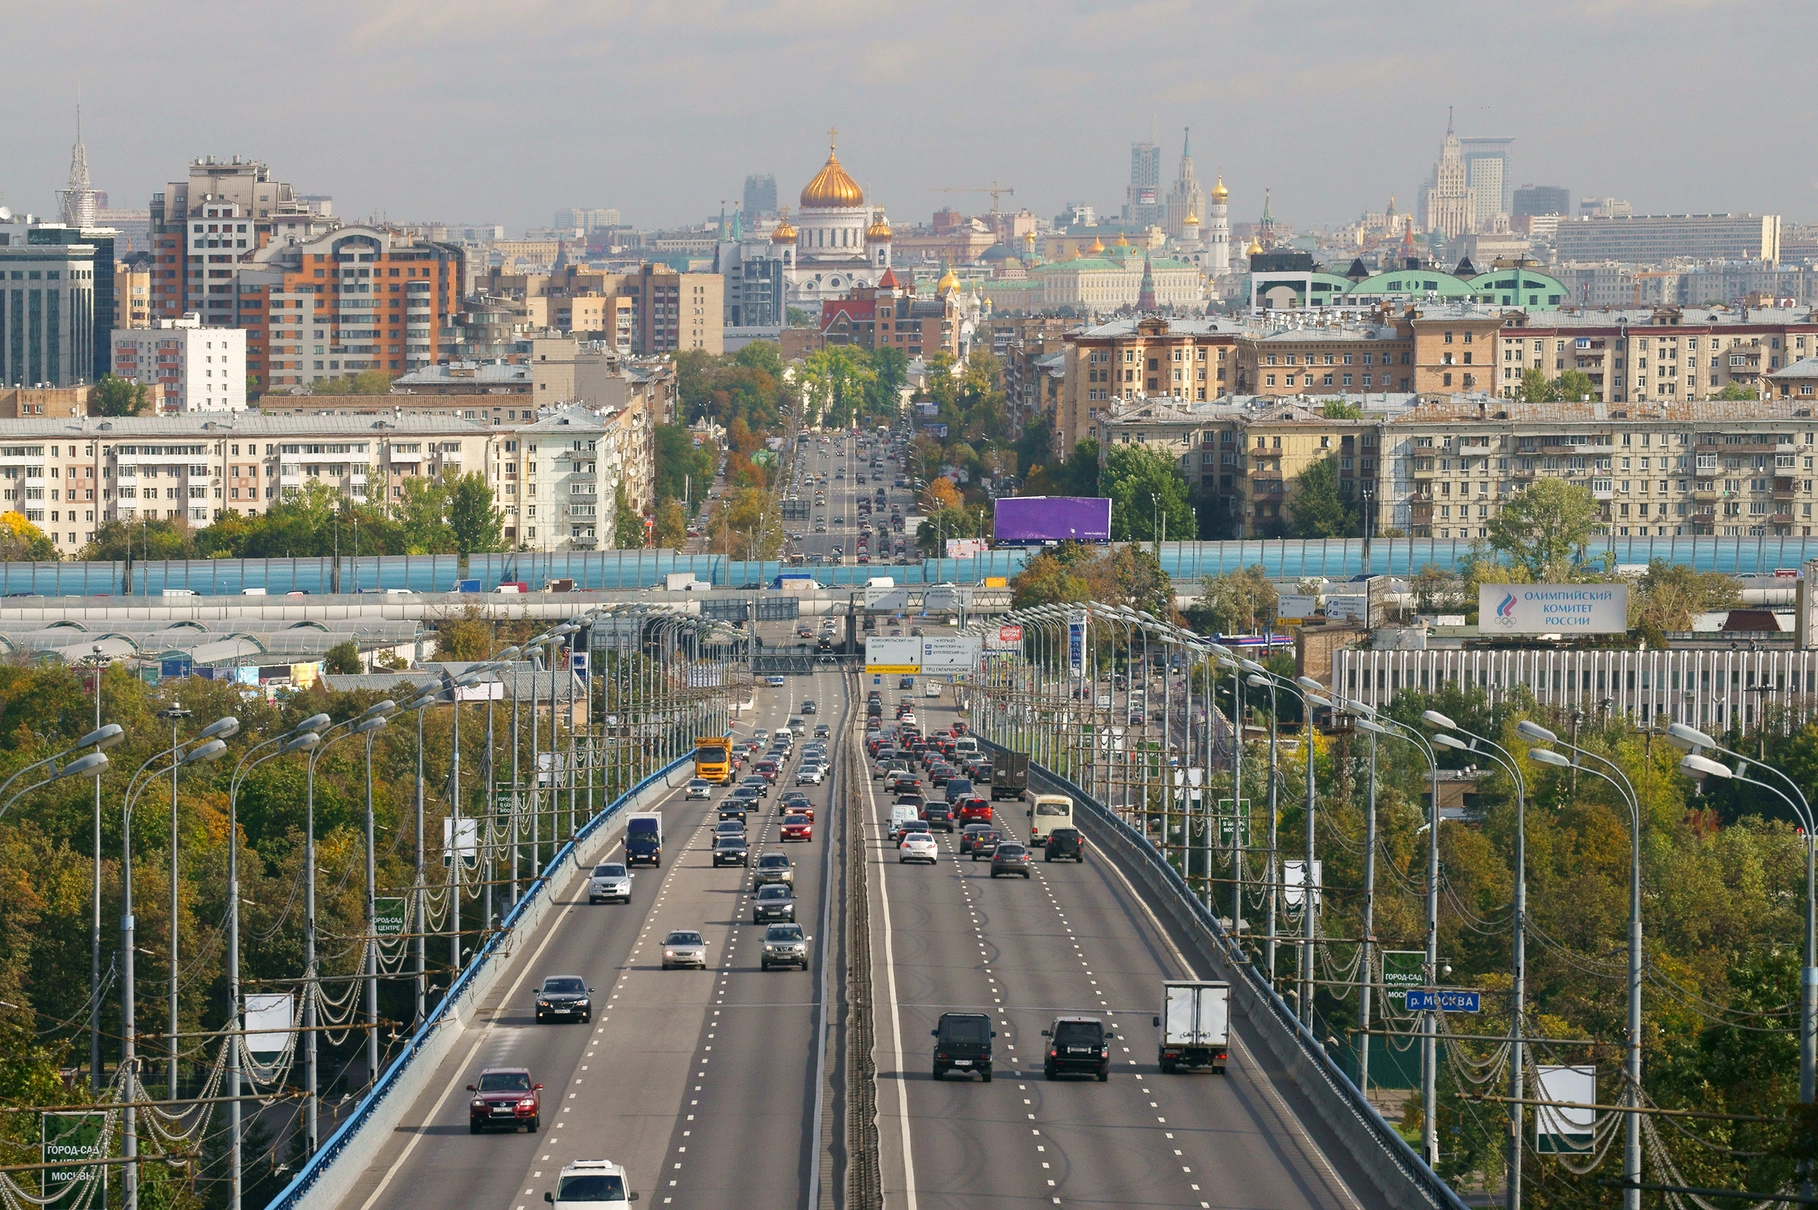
[6,0,1815,235]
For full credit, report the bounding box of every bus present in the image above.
[693,736,733,785]
[1027,793,1075,846]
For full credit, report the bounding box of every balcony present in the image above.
[1772,512,1796,526]
[1774,488,1797,501]
[1696,439,1783,454]
[1457,442,1494,457]
[1692,489,1720,502]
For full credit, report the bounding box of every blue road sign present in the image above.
[1405,989,1481,1013]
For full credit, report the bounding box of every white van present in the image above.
[888,804,921,841]
[1027,794,1075,846]
[952,737,980,760]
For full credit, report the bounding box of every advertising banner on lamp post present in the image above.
[1535,1065,1597,1153]
[1067,611,1088,675]
[40,1112,105,1210]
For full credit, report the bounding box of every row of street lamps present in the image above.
[969,599,1813,1210]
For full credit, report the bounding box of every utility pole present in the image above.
[158,701,192,1101]
[90,651,104,1092]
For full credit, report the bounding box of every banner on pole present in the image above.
[40,1112,105,1210]
[1534,1065,1597,1153]
[244,992,295,1060]
[1067,611,1087,675]
[443,817,479,867]
[1381,951,1425,1005]
[1283,859,1322,909]
[374,896,407,939]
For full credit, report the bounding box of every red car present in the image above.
[957,797,993,826]
[754,759,779,783]
[467,1067,542,1133]
[781,814,814,842]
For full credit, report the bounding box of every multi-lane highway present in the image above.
[784,428,915,570]
[334,667,848,1210]
[863,693,1364,1210]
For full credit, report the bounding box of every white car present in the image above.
[925,681,942,698]
[685,779,712,800]
[898,711,918,727]
[898,833,939,864]
[586,863,633,905]
[796,764,826,785]
[547,1158,637,1209]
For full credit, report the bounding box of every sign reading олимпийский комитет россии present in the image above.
[1477,584,1629,635]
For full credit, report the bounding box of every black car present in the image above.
[801,700,818,715]
[990,843,1033,878]
[922,803,955,832]
[959,824,998,855]
[719,802,750,823]
[965,828,1002,859]
[1045,828,1085,863]
[1043,1016,1115,1081]
[712,835,749,866]
[534,975,592,1024]
[931,1011,995,1082]
[752,882,796,924]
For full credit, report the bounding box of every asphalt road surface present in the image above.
[335,666,847,1210]
[865,692,1366,1210]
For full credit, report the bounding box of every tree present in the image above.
[1485,478,1601,580]
[1287,456,1356,538]
[311,369,396,396]
[923,478,962,514]
[0,513,57,561]
[1321,398,1364,419]
[1189,565,1277,634]
[653,423,714,507]
[914,505,988,555]
[447,473,504,554]
[1410,563,1468,616]
[612,483,644,548]
[1080,544,1173,617]
[1517,367,1598,402]
[1009,543,1093,608]
[394,473,454,553]
[1716,381,1759,400]
[653,498,687,550]
[1101,444,1193,541]
[80,517,195,561]
[435,609,497,661]
[323,640,362,674]
[90,374,150,417]
[1631,558,1742,639]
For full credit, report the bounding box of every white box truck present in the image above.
[1154,980,1229,1073]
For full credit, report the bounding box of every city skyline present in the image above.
[3,0,1815,236]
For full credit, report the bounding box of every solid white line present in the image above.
[868,749,918,1210]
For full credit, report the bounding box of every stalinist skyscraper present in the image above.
[1164,127,1205,240]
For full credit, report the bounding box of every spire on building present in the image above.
[1137,251,1157,312]
[58,90,98,229]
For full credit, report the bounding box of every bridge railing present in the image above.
[980,738,1468,1210]
[264,752,694,1210]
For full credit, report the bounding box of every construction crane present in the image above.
[929,181,1016,215]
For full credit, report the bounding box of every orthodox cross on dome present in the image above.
[828,126,838,151]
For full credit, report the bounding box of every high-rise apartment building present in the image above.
[116,253,153,328]
[110,315,247,412]
[1553,214,1782,265]
[742,175,778,220]
[1125,140,1161,227]
[554,209,620,232]
[1512,184,1571,219]
[1459,136,1514,227]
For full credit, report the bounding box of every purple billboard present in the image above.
[992,496,1113,547]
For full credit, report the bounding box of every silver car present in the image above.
[661,930,707,970]
[753,853,794,887]
[761,924,808,971]
[587,863,632,905]
[753,882,796,924]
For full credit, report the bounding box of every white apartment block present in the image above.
[110,314,246,412]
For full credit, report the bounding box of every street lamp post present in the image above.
[1526,730,1641,1210]
[157,701,193,1102]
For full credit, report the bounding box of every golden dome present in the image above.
[1088,235,1105,254]
[1184,212,1200,225]
[800,138,865,209]
[770,209,797,243]
[1114,233,1130,247]
[1246,236,1265,256]
[1210,175,1229,203]
[937,265,960,293]
[866,213,892,241]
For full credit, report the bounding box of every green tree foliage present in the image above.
[653,423,714,507]
[612,483,644,548]
[1630,558,1742,640]
[1101,443,1193,541]
[653,498,687,550]
[706,486,782,558]
[801,345,875,429]
[1006,541,1173,616]
[323,640,362,674]
[80,517,196,561]
[90,374,150,417]
[1186,565,1278,634]
[1320,398,1364,419]
[1518,366,1600,402]
[677,347,787,431]
[1716,381,1760,400]
[1287,455,1357,538]
[309,369,397,396]
[1484,478,1602,580]
[1008,542,1094,608]
[447,473,505,553]
[914,504,990,555]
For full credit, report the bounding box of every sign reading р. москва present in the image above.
[1478,583,1629,635]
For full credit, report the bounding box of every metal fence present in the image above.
[1337,645,1818,734]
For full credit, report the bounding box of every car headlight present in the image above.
[472,1099,485,1108]
[664,949,676,957]
[517,1097,537,1111]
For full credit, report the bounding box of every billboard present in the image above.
[865,636,922,674]
[993,496,1112,546]
[919,635,981,673]
[244,992,295,1060]
[945,537,989,559]
[1534,1066,1596,1153]
[1478,583,1628,634]
[1275,594,1317,620]
[41,1112,105,1210]
[984,624,1023,650]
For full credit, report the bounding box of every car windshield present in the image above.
[997,844,1025,855]
[715,837,743,848]
[942,1016,990,1043]
[592,864,626,878]
[758,884,790,900]
[1054,1020,1103,1045]
[759,856,789,868]
[478,1071,530,1092]
[557,1173,626,1201]
[1036,802,1070,817]
[689,779,709,787]
[543,977,585,995]
[785,814,809,825]
[666,932,702,945]
[717,823,743,834]
[766,925,804,941]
